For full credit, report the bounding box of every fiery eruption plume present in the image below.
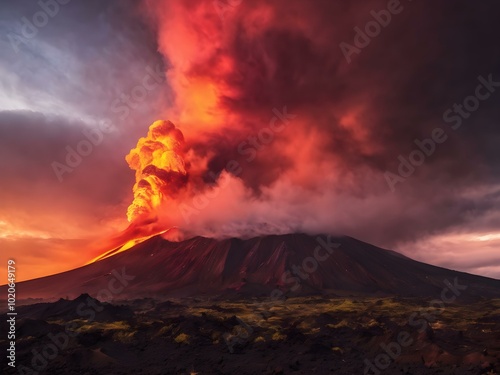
[126,120,188,222]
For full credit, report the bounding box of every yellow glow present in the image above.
[126,120,187,222]
[86,229,168,264]
[0,220,52,240]
[475,233,500,242]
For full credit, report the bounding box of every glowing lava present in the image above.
[87,228,171,264]
[126,120,188,222]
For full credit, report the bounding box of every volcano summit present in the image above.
[8,233,500,301]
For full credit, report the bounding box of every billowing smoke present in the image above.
[133,0,400,239]
[126,120,188,222]
[130,0,500,254]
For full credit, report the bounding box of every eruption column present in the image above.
[126,120,188,222]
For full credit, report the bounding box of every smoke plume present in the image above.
[126,120,188,222]
[128,0,500,255]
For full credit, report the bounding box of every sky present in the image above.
[1,0,500,281]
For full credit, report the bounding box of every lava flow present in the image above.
[87,225,180,264]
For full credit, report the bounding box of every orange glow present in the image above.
[126,120,188,222]
[87,229,168,263]
[339,108,381,155]
[85,216,177,264]
[179,80,219,125]
[85,121,190,264]
[91,1,379,264]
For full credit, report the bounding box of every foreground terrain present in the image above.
[2,295,500,374]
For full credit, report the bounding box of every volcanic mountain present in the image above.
[6,233,500,301]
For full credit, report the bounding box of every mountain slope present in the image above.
[4,234,500,301]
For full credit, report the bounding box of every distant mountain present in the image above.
[14,294,133,322]
[3,234,500,301]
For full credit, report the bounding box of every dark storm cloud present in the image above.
[144,0,500,272]
[170,0,500,192]
[209,0,500,178]
[0,0,170,133]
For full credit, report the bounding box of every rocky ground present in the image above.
[2,295,500,374]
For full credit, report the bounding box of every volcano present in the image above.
[7,234,500,301]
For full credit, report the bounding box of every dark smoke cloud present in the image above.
[142,0,500,277]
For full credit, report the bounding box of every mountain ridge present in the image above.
[2,233,500,301]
